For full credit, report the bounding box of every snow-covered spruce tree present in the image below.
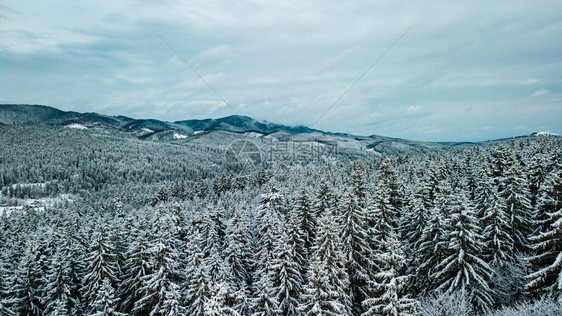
[371,178,399,257]
[224,208,254,292]
[299,209,352,316]
[268,228,303,316]
[10,245,46,316]
[401,190,428,256]
[294,187,316,260]
[204,282,239,316]
[91,278,125,316]
[184,230,209,316]
[482,191,524,305]
[533,157,562,234]
[119,215,153,314]
[378,157,403,216]
[474,164,494,219]
[44,246,80,315]
[491,143,512,190]
[432,189,494,312]
[82,222,120,314]
[285,209,307,282]
[339,190,375,314]
[315,179,335,219]
[0,249,14,316]
[201,204,226,259]
[252,180,283,314]
[526,161,562,301]
[500,156,533,255]
[362,231,417,316]
[411,206,447,295]
[133,213,183,316]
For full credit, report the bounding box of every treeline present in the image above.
[0,130,561,315]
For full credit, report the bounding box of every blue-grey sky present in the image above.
[0,1,560,141]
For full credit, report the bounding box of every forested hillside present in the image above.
[0,123,561,315]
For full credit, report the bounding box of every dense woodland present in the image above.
[0,124,561,315]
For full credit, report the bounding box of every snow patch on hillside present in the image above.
[142,128,154,133]
[173,133,188,139]
[65,123,88,129]
[246,132,264,138]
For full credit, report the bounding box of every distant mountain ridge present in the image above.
[0,104,556,156]
[0,104,321,135]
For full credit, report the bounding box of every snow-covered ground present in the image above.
[0,194,75,216]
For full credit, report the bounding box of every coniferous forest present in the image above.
[1,124,561,316]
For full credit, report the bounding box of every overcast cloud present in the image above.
[0,0,560,141]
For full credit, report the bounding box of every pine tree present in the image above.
[432,190,494,312]
[299,210,351,315]
[362,232,417,316]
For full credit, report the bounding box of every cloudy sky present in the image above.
[0,1,560,141]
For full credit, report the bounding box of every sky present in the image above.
[0,1,560,142]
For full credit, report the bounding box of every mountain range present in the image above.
[0,104,556,156]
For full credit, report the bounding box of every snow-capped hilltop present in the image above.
[532,131,560,137]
